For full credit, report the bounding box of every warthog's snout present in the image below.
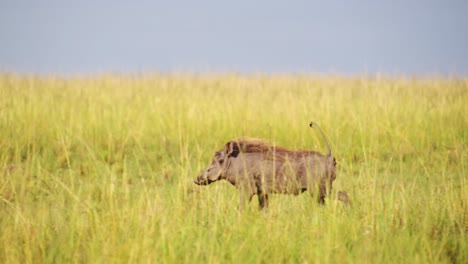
[194,176,204,185]
[194,172,214,186]
[194,152,225,186]
[194,178,208,186]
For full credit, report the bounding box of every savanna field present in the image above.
[0,74,466,263]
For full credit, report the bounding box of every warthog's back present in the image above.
[228,137,322,158]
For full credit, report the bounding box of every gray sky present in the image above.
[1,0,467,76]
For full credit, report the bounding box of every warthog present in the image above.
[194,122,347,209]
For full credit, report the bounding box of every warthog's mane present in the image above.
[228,138,323,158]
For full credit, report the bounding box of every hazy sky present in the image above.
[1,0,467,76]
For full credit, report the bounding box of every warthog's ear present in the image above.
[225,141,240,158]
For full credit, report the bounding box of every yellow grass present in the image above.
[0,74,466,263]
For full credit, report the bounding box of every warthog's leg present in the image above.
[317,179,327,205]
[337,191,350,206]
[328,178,334,196]
[258,194,269,210]
[253,174,269,210]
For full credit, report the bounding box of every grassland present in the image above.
[0,74,466,263]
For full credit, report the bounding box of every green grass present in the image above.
[0,74,466,263]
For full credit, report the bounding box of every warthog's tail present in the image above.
[309,122,332,156]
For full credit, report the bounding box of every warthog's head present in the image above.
[194,150,227,185]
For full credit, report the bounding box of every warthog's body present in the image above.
[194,122,346,209]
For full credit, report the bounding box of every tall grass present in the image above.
[0,74,466,263]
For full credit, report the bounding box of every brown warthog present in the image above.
[194,122,345,210]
